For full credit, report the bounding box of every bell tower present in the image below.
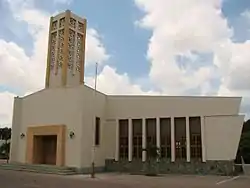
[45,10,87,88]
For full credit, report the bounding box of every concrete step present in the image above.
[0,163,77,175]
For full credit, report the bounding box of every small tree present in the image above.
[0,142,10,156]
[143,143,161,176]
[238,132,250,163]
[0,128,11,162]
[0,128,3,140]
[236,120,250,164]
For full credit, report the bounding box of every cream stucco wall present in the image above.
[77,86,116,168]
[204,115,244,161]
[10,85,244,168]
[11,86,84,167]
[10,97,22,162]
[106,96,241,118]
[79,86,107,168]
[10,85,114,169]
[104,95,243,162]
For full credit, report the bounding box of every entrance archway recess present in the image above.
[26,125,66,166]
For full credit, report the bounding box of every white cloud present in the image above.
[53,0,72,5]
[85,65,159,95]
[86,29,110,65]
[0,1,109,91]
[1,0,250,126]
[0,0,121,126]
[215,41,250,117]
[241,9,250,21]
[135,0,233,95]
[134,0,250,116]
[215,41,250,92]
[0,92,15,127]
[213,11,250,114]
[0,1,110,93]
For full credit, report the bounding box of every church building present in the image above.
[9,10,244,175]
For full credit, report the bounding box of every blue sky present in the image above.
[0,0,250,125]
[0,0,151,79]
[39,0,151,77]
[1,0,249,80]
[223,0,250,42]
[48,0,250,90]
[73,0,250,79]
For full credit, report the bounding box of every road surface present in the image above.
[0,169,250,188]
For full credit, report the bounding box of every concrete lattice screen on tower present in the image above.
[45,10,87,88]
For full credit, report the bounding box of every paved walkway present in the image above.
[0,169,250,188]
[0,159,7,163]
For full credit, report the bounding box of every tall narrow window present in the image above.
[132,119,142,159]
[119,119,128,159]
[160,118,171,159]
[95,117,100,146]
[189,117,202,160]
[174,117,186,160]
[146,118,156,148]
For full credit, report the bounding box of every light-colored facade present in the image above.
[45,10,86,88]
[10,10,244,175]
